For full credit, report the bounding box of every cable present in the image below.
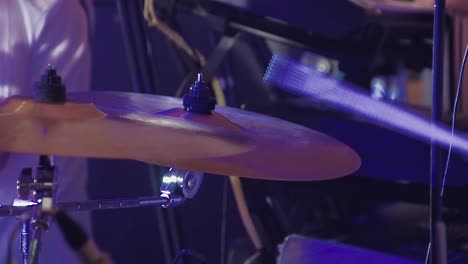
[144,0,228,105]
[143,0,202,66]
[209,35,260,259]
[424,43,468,264]
[229,177,263,250]
[441,44,468,196]
[211,71,261,251]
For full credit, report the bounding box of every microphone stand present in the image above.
[431,0,447,263]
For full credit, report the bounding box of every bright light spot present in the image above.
[38,43,49,54]
[42,197,53,211]
[50,39,70,59]
[0,36,8,53]
[389,89,399,100]
[264,54,468,155]
[371,78,386,99]
[0,85,19,98]
[73,43,86,60]
[162,175,178,184]
[13,199,37,207]
[316,59,331,73]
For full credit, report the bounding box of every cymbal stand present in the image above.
[27,155,56,264]
[22,66,64,264]
[160,167,204,206]
[56,167,202,212]
[2,164,203,263]
[16,168,34,264]
[11,155,57,264]
[0,195,188,216]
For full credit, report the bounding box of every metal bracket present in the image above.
[160,167,204,207]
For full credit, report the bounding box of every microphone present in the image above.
[55,210,112,264]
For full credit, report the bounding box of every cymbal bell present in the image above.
[0,92,361,181]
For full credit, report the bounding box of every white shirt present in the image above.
[0,1,92,263]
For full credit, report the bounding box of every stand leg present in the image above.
[28,222,47,264]
[21,219,30,264]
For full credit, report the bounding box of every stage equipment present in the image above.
[277,235,421,264]
[0,90,360,181]
[0,66,361,262]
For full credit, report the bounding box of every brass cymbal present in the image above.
[69,92,361,181]
[0,92,360,181]
[0,95,252,165]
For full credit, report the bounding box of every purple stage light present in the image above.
[264,54,468,156]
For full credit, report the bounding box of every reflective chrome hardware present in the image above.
[160,167,204,200]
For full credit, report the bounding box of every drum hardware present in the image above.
[0,66,361,263]
[160,167,204,204]
[0,68,203,263]
[6,155,57,264]
[183,73,216,114]
[34,65,67,103]
[16,168,34,264]
[4,162,196,263]
[6,156,202,264]
[2,194,188,217]
[0,91,360,181]
[15,69,65,264]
